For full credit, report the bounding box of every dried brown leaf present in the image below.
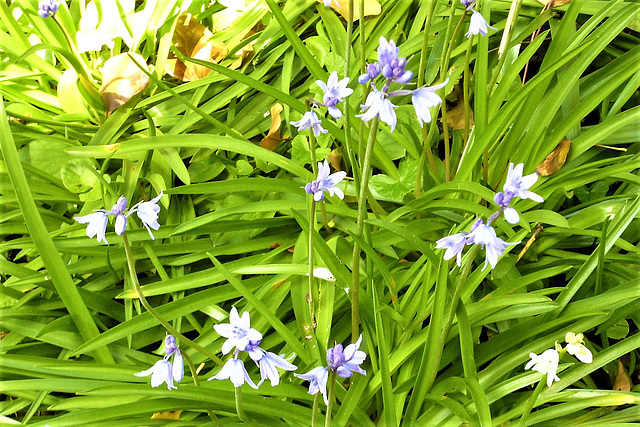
[329,148,342,171]
[446,101,474,131]
[536,138,571,176]
[99,53,149,116]
[324,0,381,22]
[167,13,229,82]
[535,0,572,6]
[614,360,632,392]
[260,103,284,151]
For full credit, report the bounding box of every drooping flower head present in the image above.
[412,79,449,127]
[295,366,329,404]
[466,220,519,270]
[525,349,560,387]
[135,359,175,389]
[209,358,258,389]
[466,10,496,38]
[110,196,128,235]
[128,192,164,240]
[317,71,353,120]
[38,0,59,18]
[565,332,593,364]
[214,307,263,355]
[504,163,543,203]
[74,212,109,244]
[290,110,328,137]
[305,159,347,202]
[357,89,398,131]
[257,351,298,386]
[436,232,469,267]
[329,334,367,378]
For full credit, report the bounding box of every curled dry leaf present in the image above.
[260,103,284,151]
[322,0,381,22]
[167,12,229,82]
[329,148,342,171]
[99,53,150,116]
[446,100,474,131]
[614,360,632,392]
[536,138,571,176]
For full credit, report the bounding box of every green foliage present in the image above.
[2,0,640,425]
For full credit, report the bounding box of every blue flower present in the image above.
[460,0,474,6]
[377,37,399,70]
[358,63,382,84]
[290,111,328,137]
[317,71,353,120]
[357,89,398,131]
[257,351,298,386]
[466,10,496,38]
[305,159,347,202]
[108,196,128,236]
[327,335,367,378]
[74,212,109,244]
[412,79,449,127]
[467,220,519,270]
[295,366,329,404]
[129,192,163,240]
[38,0,58,18]
[209,358,258,389]
[135,359,175,389]
[323,0,340,6]
[503,163,543,203]
[494,191,520,224]
[213,307,263,355]
[436,232,469,267]
[164,335,184,383]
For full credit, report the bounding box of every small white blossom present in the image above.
[213,307,263,355]
[525,349,560,387]
[565,332,593,364]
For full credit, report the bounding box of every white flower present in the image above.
[307,267,336,282]
[466,10,496,38]
[565,332,593,364]
[74,212,109,244]
[135,359,176,390]
[291,111,328,137]
[305,160,347,202]
[213,307,263,355]
[357,89,398,131]
[295,366,329,404]
[525,349,560,387]
[257,351,298,386]
[209,358,258,389]
[317,71,353,119]
[412,79,449,127]
[436,232,469,267]
[466,221,518,270]
[129,192,163,240]
[504,163,544,203]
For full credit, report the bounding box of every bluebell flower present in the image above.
[38,0,58,18]
[295,366,329,404]
[436,232,469,267]
[503,163,543,203]
[323,0,340,6]
[460,0,474,6]
[290,111,327,137]
[129,192,163,240]
[214,307,263,355]
[466,10,496,38]
[305,159,347,201]
[74,212,109,244]
[412,79,449,127]
[327,334,367,378]
[358,63,382,84]
[109,196,128,236]
[494,191,520,224]
[135,359,175,389]
[377,37,399,70]
[357,89,398,131]
[466,220,519,270]
[164,335,184,383]
[257,351,298,386]
[317,71,353,120]
[209,357,259,389]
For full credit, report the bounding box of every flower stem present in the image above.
[351,117,379,341]
[182,352,221,424]
[518,379,545,427]
[342,0,358,183]
[308,199,317,329]
[234,385,246,422]
[324,370,337,427]
[121,234,223,366]
[463,35,474,145]
[311,394,320,427]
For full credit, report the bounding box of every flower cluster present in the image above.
[358,37,448,132]
[135,335,184,390]
[436,163,543,270]
[295,335,367,404]
[460,1,496,38]
[305,159,347,202]
[209,307,297,388]
[74,192,163,244]
[291,71,353,136]
[38,0,58,18]
[525,332,593,387]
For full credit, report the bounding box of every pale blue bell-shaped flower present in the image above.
[290,111,328,137]
[357,89,398,132]
[467,221,519,270]
[209,358,258,389]
[503,163,543,203]
[213,307,263,355]
[257,351,298,386]
[295,366,329,404]
[436,232,469,267]
[38,0,58,18]
[466,10,496,38]
[128,192,163,240]
[74,212,109,244]
[328,335,367,378]
[317,71,353,120]
[412,79,449,127]
[305,159,347,201]
[135,359,176,390]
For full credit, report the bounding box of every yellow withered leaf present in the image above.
[99,53,150,116]
[167,13,229,82]
[151,410,182,420]
[536,138,571,176]
[322,0,381,22]
[446,101,474,131]
[535,0,572,6]
[329,148,342,171]
[614,361,632,392]
[260,103,284,151]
